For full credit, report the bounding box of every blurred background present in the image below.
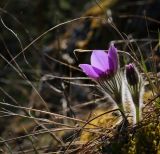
[0,0,159,153]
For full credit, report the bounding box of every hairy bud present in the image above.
[126,63,139,86]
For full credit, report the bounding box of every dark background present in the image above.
[0,0,159,152]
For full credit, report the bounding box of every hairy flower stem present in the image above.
[98,73,125,114]
[135,105,140,123]
[130,84,141,123]
[112,73,124,113]
[117,102,124,113]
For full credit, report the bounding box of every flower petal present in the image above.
[79,64,100,78]
[91,50,109,72]
[108,44,118,72]
[108,56,115,74]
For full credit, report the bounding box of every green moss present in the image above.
[101,117,160,154]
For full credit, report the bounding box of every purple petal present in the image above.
[108,56,115,74]
[79,64,100,79]
[92,66,106,76]
[91,50,109,72]
[108,44,118,72]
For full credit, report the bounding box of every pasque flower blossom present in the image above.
[79,44,118,79]
[79,44,125,113]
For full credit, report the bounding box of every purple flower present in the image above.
[126,63,139,86]
[79,44,118,79]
